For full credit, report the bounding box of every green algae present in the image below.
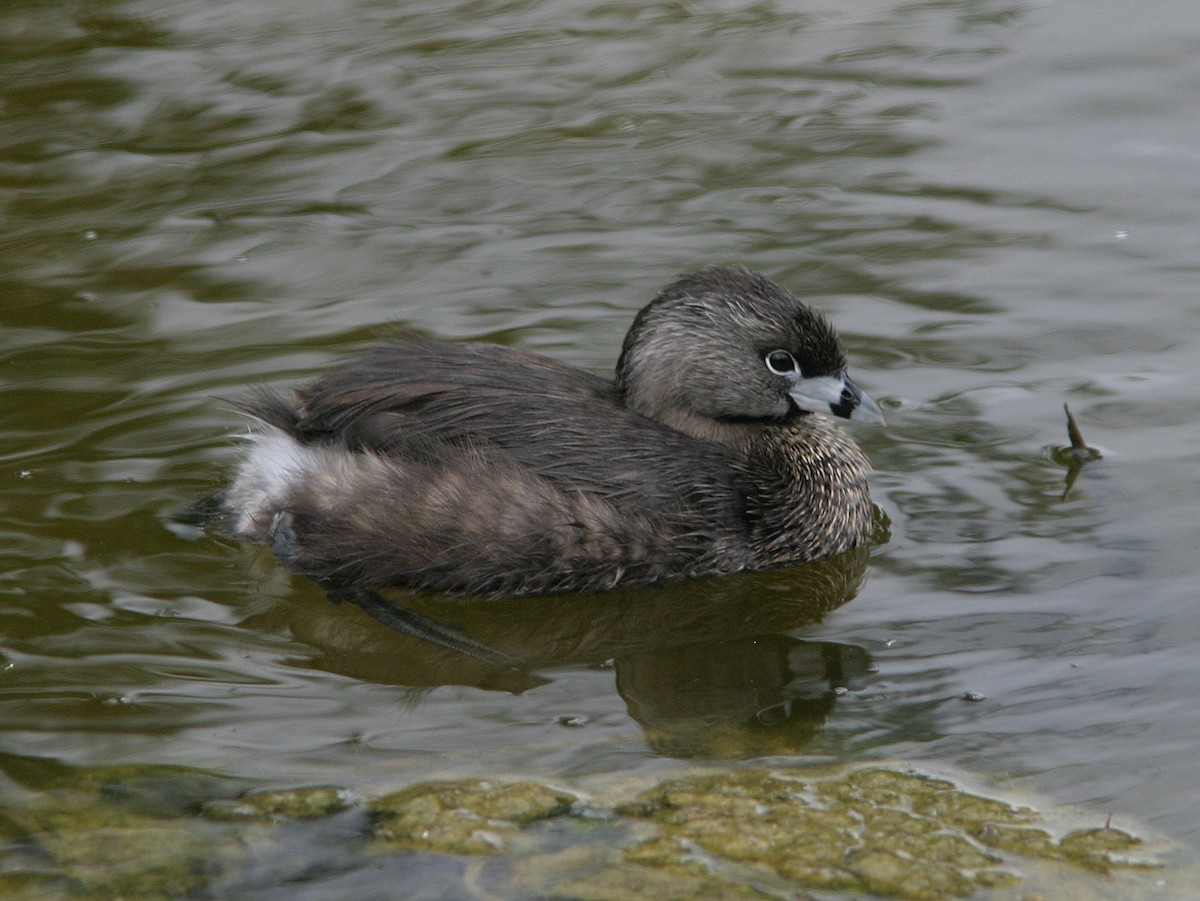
[202,785,353,821]
[616,767,1161,900]
[1,789,222,901]
[14,762,245,820]
[550,863,777,901]
[519,840,778,901]
[41,822,214,901]
[0,761,1171,900]
[1060,825,1152,873]
[369,779,576,854]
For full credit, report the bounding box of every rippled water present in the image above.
[3,0,1199,895]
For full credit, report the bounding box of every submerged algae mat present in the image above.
[0,761,1172,900]
[605,768,1158,900]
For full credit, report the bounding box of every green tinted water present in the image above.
[3,0,1198,897]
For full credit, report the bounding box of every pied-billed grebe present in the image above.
[220,265,884,598]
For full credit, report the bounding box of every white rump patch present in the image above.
[227,431,324,538]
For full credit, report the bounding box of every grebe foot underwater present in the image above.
[207,265,884,659]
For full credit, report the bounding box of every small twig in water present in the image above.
[1065,403,1088,455]
[1059,404,1100,500]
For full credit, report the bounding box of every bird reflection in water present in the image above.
[250,542,876,759]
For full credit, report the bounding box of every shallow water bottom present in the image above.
[0,758,1186,901]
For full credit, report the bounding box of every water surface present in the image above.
[3,0,1199,895]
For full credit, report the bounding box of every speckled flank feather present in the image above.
[219,265,878,597]
[230,423,746,596]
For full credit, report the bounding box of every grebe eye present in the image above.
[765,350,798,375]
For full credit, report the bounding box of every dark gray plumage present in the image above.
[220,265,884,598]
